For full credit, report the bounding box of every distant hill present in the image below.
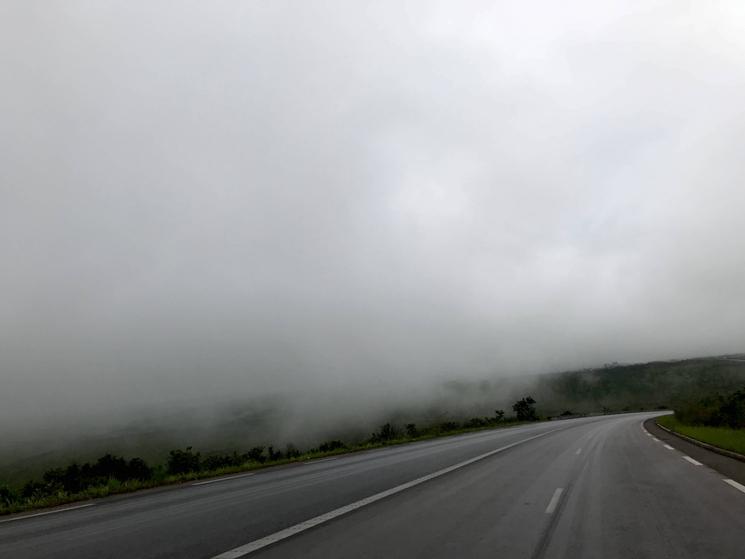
[2,354,744,486]
[530,356,745,416]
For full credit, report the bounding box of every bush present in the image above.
[21,480,52,500]
[167,447,201,475]
[267,446,282,461]
[285,444,301,459]
[406,423,419,438]
[439,421,459,432]
[247,447,266,464]
[513,397,538,421]
[318,440,346,452]
[0,485,18,507]
[370,423,398,443]
[676,388,745,428]
[202,452,245,471]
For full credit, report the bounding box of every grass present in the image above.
[656,415,745,456]
[0,419,538,517]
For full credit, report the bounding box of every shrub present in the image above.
[318,440,346,452]
[167,447,201,475]
[370,423,398,443]
[439,421,459,432]
[247,447,266,464]
[676,388,745,428]
[513,397,538,421]
[285,444,301,459]
[202,452,245,471]
[21,480,52,500]
[0,485,18,507]
[267,446,282,461]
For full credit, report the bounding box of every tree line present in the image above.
[1,396,539,512]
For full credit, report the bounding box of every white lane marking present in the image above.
[303,457,339,465]
[663,444,675,450]
[575,448,582,455]
[646,433,652,437]
[652,437,659,442]
[545,488,564,514]
[723,479,745,494]
[210,429,558,558]
[0,503,94,524]
[192,472,255,486]
[682,456,702,466]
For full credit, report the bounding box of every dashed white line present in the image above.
[663,444,675,450]
[652,437,659,442]
[0,503,94,524]
[192,472,255,486]
[210,429,559,558]
[723,479,745,494]
[575,448,582,455]
[545,488,564,514]
[682,456,702,466]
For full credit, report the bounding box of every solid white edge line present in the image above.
[663,444,675,450]
[723,479,745,494]
[682,456,703,466]
[545,487,564,514]
[210,429,558,558]
[303,457,339,465]
[193,472,255,486]
[0,503,94,524]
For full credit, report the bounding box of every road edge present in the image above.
[654,420,745,463]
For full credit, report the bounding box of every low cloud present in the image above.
[2,1,745,433]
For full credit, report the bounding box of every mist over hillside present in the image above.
[3,2,745,490]
[3,354,744,486]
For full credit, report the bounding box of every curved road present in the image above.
[2,412,744,558]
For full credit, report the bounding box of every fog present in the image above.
[2,1,745,442]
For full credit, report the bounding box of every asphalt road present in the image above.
[2,412,744,558]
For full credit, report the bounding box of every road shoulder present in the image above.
[645,418,745,487]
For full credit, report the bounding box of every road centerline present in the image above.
[545,488,564,514]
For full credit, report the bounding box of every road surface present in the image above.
[2,412,744,558]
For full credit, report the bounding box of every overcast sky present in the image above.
[2,1,745,424]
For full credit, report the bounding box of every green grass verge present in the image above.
[656,415,745,456]
[0,419,538,517]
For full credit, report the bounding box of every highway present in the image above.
[2,412,745,558]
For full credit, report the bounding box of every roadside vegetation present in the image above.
[0,398,539,516]
[658,387,745,456]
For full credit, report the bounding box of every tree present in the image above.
[247,446,266,463]
[370,423,398,443]
[494,409,505,422]
[167,447,201,475]
[406,423,418,438]
[512,396,538,421]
